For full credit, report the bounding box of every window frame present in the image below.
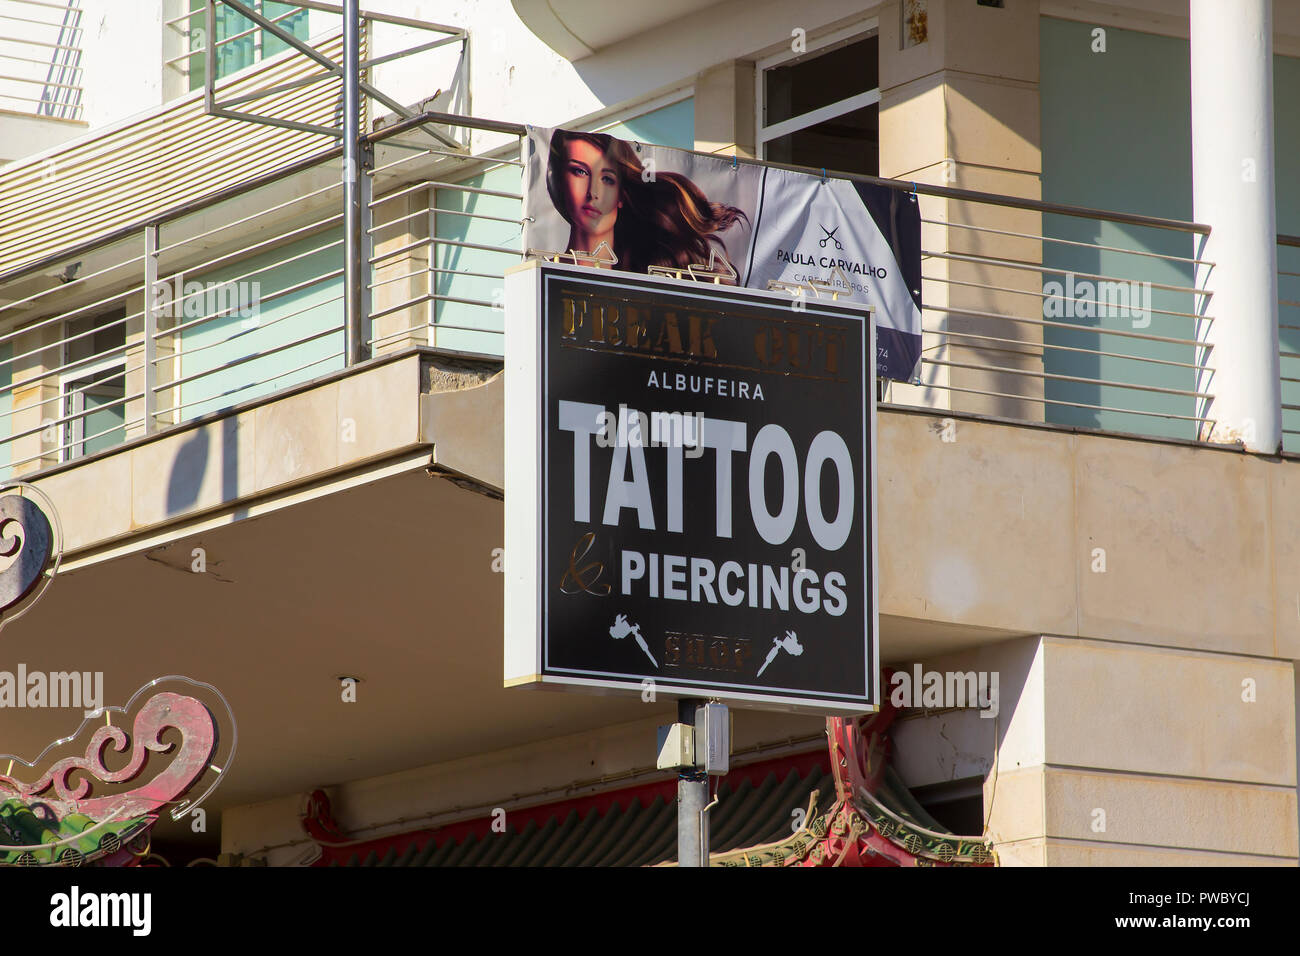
[58,310,127,463]
[754,20,881,164]
[182,0,313,93]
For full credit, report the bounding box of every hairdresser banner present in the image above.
[521,126,923,382]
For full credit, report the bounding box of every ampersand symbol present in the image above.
[560,532,610,596]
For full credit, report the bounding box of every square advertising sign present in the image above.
[504,260,877,714]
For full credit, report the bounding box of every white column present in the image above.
[1191,0,1280,452]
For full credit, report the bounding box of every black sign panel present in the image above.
[533,268,876,712]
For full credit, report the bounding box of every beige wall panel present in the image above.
[1268,463,1300,659]
[877,413,1076,632]
[1042,639,1296,785]
[992,837,1048,866]
[337,356,422,461]
[939,0,1040,83]
[943,73,1041,175]
[1043,840,1296,867]
[1042,766,1298,856]
[1074,435,1273,654]
[253,382,341,492]
[879,75,947,180]
[984,765,1045,846]
[35,448,132,551]
[695,61,756,158]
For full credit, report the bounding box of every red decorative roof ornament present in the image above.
[710,671,996,867]
[0,677,236,866]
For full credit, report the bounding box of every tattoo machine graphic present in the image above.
[756,630,804,677]
[609,613,658,668]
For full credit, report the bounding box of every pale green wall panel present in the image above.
[1041,17,1300,442]
[177,228,344,420]
[599,97,695,148]
[1040,17,1196,440]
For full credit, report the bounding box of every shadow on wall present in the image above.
[166,416,247,522]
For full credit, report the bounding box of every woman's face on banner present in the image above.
[562,138,620,237]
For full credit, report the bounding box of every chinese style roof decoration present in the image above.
[305,689,995,867]
[708,705,995,867]
[0,677,236,867]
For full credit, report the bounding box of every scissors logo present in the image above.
[819,225,843,250]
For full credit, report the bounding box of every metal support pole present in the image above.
[677,698,708,867]
[359,139,373,355]
[143,225,159,435]
[203,1,216,115]
[343,0,364,366]
[1190,0,1281,451]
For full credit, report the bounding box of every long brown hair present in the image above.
[546,129,748,276]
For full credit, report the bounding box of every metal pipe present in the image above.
[155,183,343,255]
[922,217,1216,267]
[7,415,147,472]
[144,225,159,434]
[924,249,1211,297]
[920,303,1209,347]
[923,357,1213,399]
[161,323,341,392]
[287,0,465,34]
[368,178,522,206]
[153,348,345,421]
[161,260,343,339]
[914,381,1216,424]
[677,698,708,868]
[0,148,344,288]
[203,0,215,115]
[359,138,374,347]
[366,109,1213,235]
[931,329,1212,371]
[921,272,1212,321]
[155,290,344,361]
[343,0,363,365]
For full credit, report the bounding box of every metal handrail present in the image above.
[1278,232,1300,451]
[0,0,83,119]
[0,105,1233,479]
[371,109,1213,234]
[923,217,1215,267]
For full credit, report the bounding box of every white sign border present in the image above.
[504,260,879,715]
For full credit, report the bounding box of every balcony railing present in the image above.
[1280,233,1300,452]
[0,0,83,120]
[0,109,1252,480]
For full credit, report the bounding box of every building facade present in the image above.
[0,0,1296,866]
